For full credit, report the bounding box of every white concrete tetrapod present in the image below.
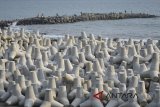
[153,44,160,53]
[8,42,22,60]
[24,85,42,107]
[147,44,154,55]
[85,61,93,73]
[98,58,105,71]
[26,56,36,71]
[56,55,65,71]
[18,56,30,78]
[127,76,138,92]
[105,88,123,107]
[29,71,41,86]
[148,82,160,98]
[64,59,73,74]
[6,84,24,105]
[45,38,52,47]
[40,89,63,107]
[127,69,134,77]
[32,83,40,97]
[32,47,42,60]
[107,38,115,50]
[37,68,46,83]
[127,45,137,62]
[105,65,120,85]
[139,64,148,74]
[48,76,57,88]
[0,69,8,88]
[103,83,112,94]
[57,86,70,106]
[70,46,79,64]
[140,49,147,58]
[135,44,141,55]
[78,52,87,68]
[17,75,27,94]
[93,59,105,76]
[127,38,134,46]
[6,61,16,80]
[80,88,104,107]
[94,43,101,57]
[141,52,159,81]
[81,32,87,40]
[146,89,160,107]
[119,83,127,101]
[0,81,15,102]
[85,45,95,61]
[41,51,49,66]
[71,87,85,107]
[137,81,151,107]
[111,46,129,64]
[49,46,58,60]
[132,56,140,74]
[118,88,140,107]
[35,59,52,74]
[118,72,127,84]
[0,80,5,97]
[25,80,31,87]
[0,59,7,70]
[68,77,82,100]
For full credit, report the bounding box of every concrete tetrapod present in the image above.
[24,85,42,107]
[80,88,103,107]
[141,52,159,82]
[146,89,160,107]
[105,88,124,107]
[6,84,24,105]
[118,88,140,107]
[40,89,63,107]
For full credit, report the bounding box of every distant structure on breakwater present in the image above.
[0,12,158,28]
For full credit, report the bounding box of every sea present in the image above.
[0,0,160,39]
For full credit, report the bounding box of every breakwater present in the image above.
[0,20,13,28]
[0,28,160,107]
[0,12,158,28]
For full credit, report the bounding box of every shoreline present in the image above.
[0,12,158,28]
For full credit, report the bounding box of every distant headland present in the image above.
[0,12,158,28]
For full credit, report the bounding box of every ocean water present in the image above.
[19,17,160,39]
[0,0,160,39]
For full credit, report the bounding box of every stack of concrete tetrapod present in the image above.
[0,28,159,107]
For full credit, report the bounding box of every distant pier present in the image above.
[0,12,158,28]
